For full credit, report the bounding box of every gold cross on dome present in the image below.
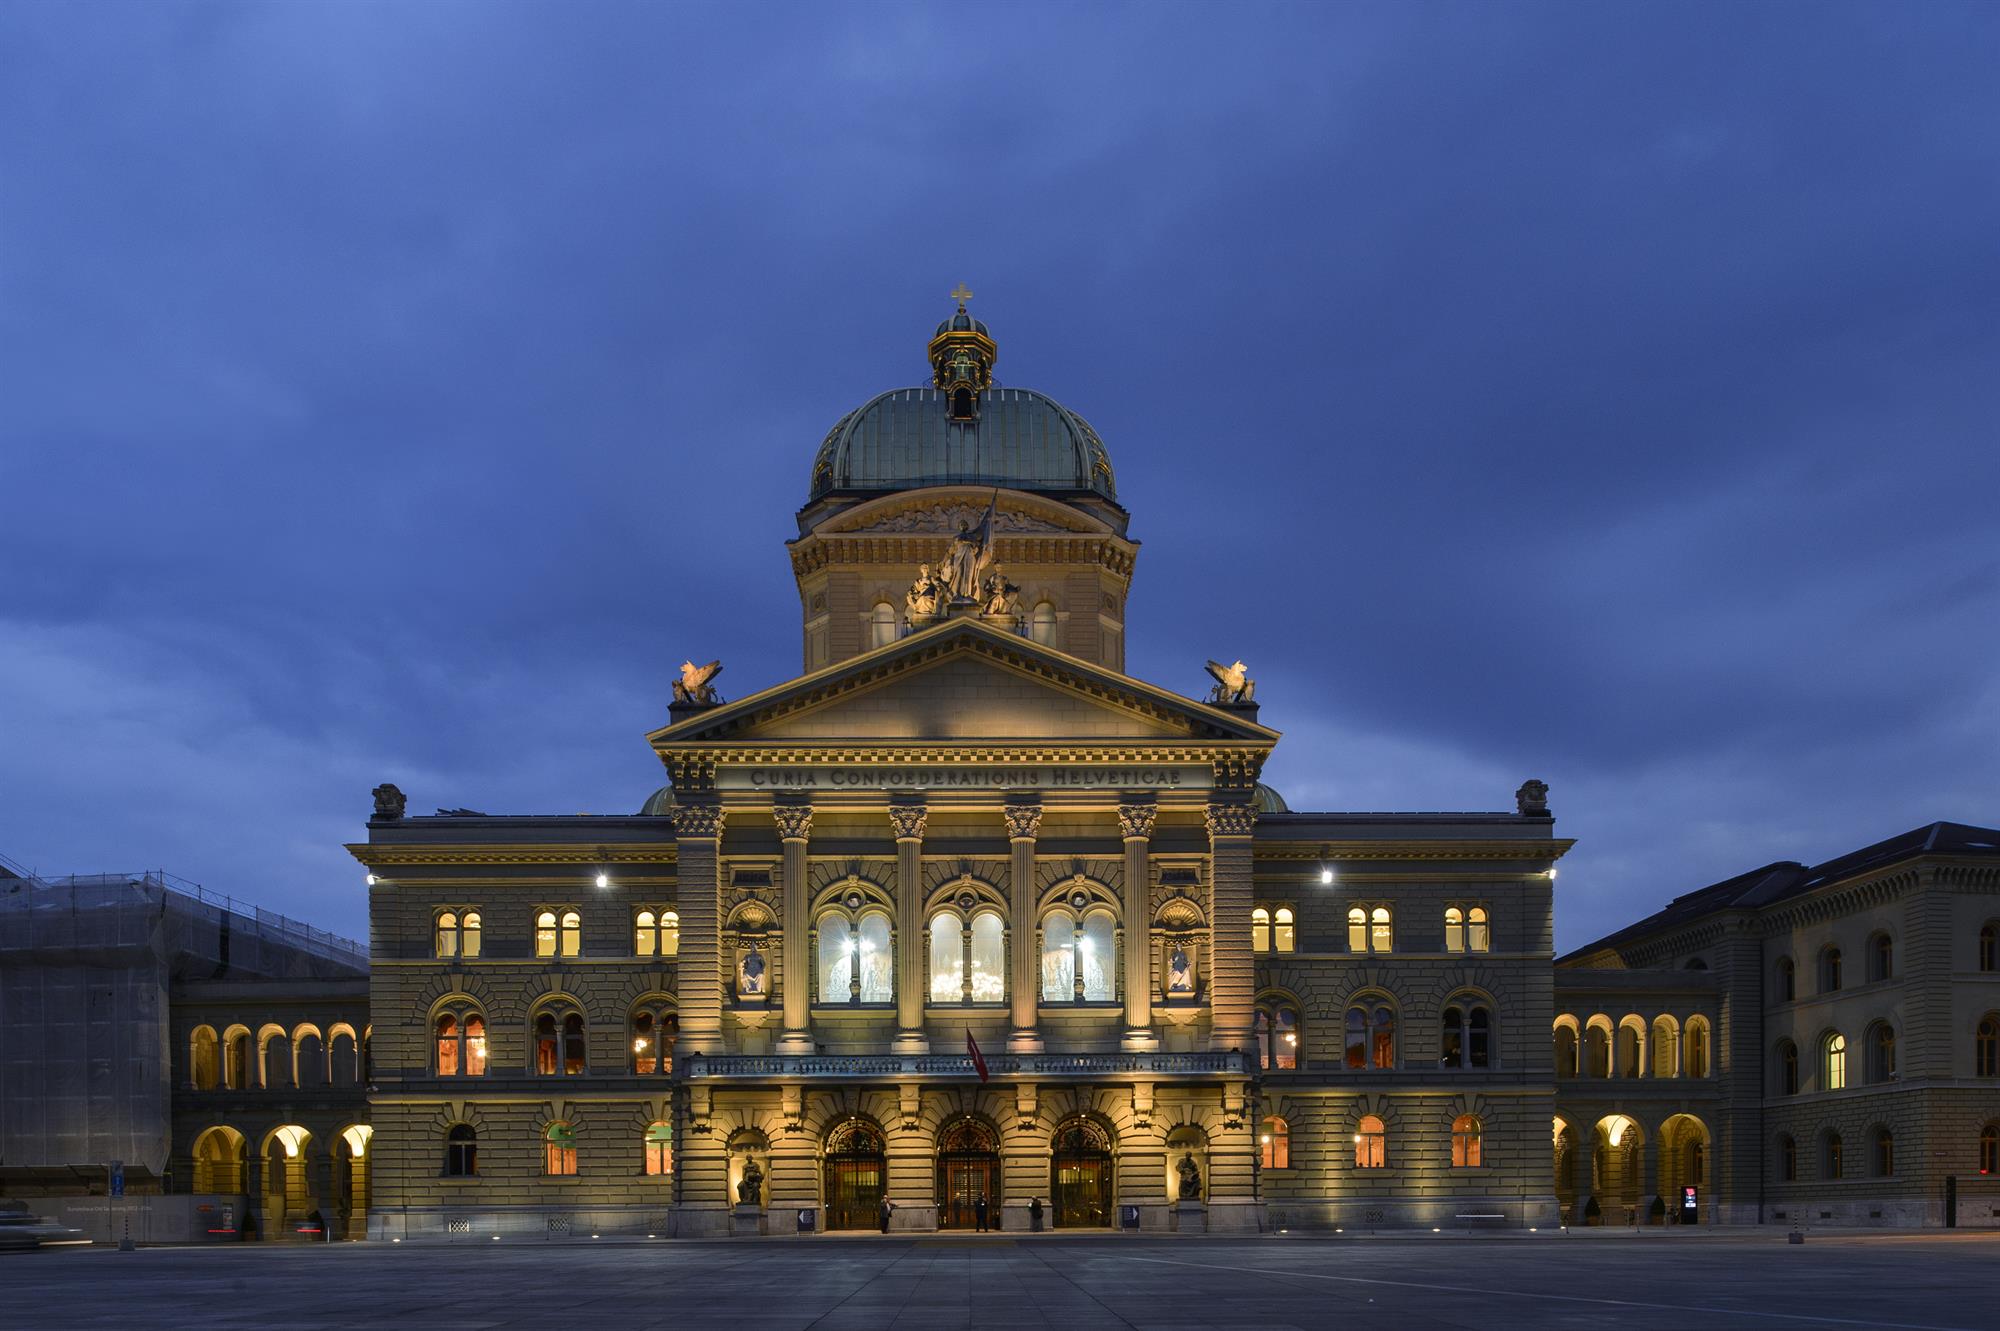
[950,283,974,307]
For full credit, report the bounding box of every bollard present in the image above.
[1788,1226,1804,1245]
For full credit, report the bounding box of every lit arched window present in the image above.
[1553,1022,1579,1077]
[1823,1130,1844,1179]
[1451,1114,1483,1167]
[1778,1133,1797,1181]
[1445,907,1465,953]
[816,906,893,1005]
[1345,998,1395,1069]
[1042,907,1076,1001]
[1650,1015,1681,1077]
[634,909,676,957]
[1982,924,1998,973]
[1584,1022,1611,1077]
[1251,907,1271,954]
[434,1008,486,1077]
[1030,602,1057,645]
[1981,1123,1999,1175]
[1440,1001,1492,1069]
[1867,1022,1897,1083]
[969,910,1005,1003]
[534,1007,586,1076]
[644,1121,672,1175]
[1273,907,1295,953]
[444,1124,477,1177]
[1467,906,1490,953]
[1079,909,1115,1001]
[535,911,558,958]
[869,602,898,650]
[560,910,581,958]
[544,1122,577,1176]
[1778,1039,1799,1095]
[1370,906,1393,953]
[1871,1125,1894,1177]
[1868,933,1893,983]
[858,910,893,1003]
[223,1027,251,1090]
[1820,946,1842,993]
[929,911,965,1004]
[436,912,460,958]
[1260,1116,1290,1169]
[1685,1017,1711,1078]
[1256,998,1301,1070]
[1354,1115,1386,1169]
[817,914,853,1003]
[190,1026,219,1091]
[1346,907,1367,952]
[1777,956,1796,1001]
[1822,1032,1847,1091]
[1978,1016,2000,1078]
[631,1005,676,1074]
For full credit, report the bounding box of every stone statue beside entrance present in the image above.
[737,1156,764,1205]
[1176,1152,1201,1200]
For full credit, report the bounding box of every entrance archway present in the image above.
[261,1125,312,1238]
[935,1117,1001,1229]
[338,1125,372,1239]
[1659,1113,1710,1222]
[1050,1118,1114,1228]
[192,1126,246,1194]
[1592,1115,1644,1225]
[822,1119,887,1231]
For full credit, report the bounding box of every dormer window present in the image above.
[950,386,975,421]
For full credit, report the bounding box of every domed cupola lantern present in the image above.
[927,284,996,423]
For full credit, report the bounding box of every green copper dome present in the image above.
[808,385,1116,503]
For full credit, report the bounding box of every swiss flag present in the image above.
[966,1028,989,1083]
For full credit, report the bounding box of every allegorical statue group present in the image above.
[904,491,1020,621]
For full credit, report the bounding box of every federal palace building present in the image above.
[6,300,2000,1240]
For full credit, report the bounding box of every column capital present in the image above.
[887,802,928,842]
[772,804,814,841]
[670,803,727,840]
[1117,802,1158,841]
[1003,802,1044,841]
[1204,803,1257,839]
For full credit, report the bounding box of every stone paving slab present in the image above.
[3,1231,1998,1330]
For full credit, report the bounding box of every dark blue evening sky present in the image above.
[2,2,1995,951]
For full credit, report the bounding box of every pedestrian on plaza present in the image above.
[880,1198,894,1233]
[975,1195,988,1232]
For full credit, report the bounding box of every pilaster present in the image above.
[774,804,814,1054]
[1205,801,1257,1050]
[1005,800,1044,1053]
[672,802,728,1056]
[890,802,929,1053]
[1120,801,1158,1051]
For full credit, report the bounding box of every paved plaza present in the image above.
[5,1231,1999,1330]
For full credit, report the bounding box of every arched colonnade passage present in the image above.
[185,1122,372,1239]
[1553,1112,1712,1227]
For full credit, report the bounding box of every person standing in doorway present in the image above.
[974,1194,988,1232]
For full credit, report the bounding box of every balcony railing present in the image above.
[681,1050,1253,1080]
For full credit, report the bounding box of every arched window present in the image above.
[1820,946,1842,993]
[1451,1114,1483,1167]
[818,913,854,1003]
[1256,998,1300,1070]
[535,911,558,958]
[1685,1017,1711,1078]
[1079,909,1115,1001]
[1346,907,1367,953]
[631,1005,676,1074]
[1354,1115,1386,1168]
[1440,1002,1492,1069]
[534,1007,585,1076]
[869,601,898,650]
[1273,907,1295,953]
[560,910,581,957]
[462,911,481,958]
[1370,906,1393,953]
[644,1121,672,1176]
[1650,1016,1681,1077]
[223,1027,250,1090]
[1584,1022,1611,1078]
[1822,1032,1847,1091]
[433,1008,486,1077]
[1251,907,1271,954]
[929,911,964,1003]
[1553,1022,1579,1077]
[190,1026,219,1090]
[544,1122,577,1176]
[969,910,1005,1003]
[858,910,893,1003]
[1982,925,1998,973]
[1042,908,1076,1001]
[1029,602,1057,645]
[1345,998,1395,1069]
[1260,1116,1290,1169]
[1977,1016,2000,1078]
[1777,956,1796,1001]
[1778,1133,1797,1181]
[444,1124,477,1177]
[1871,1126,1894,1177]
[1867,1022,1897,1083]
[1981,1124,1999,1176]
[1445,907,1465,953]
[436,911,460,958]
[1823,1130,1844,1180]
[1614,1019,1645,1078]
[1778,1039,1799,1095]
[1467,906,1490,953]
[635,910,655,956]
[1868,933,1893,982]
[816,907,894,1005]
[1041,907,1115,1003]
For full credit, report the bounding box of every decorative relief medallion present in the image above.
[1117,803,1158,840]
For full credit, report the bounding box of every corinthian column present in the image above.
[1119,802,1158,1052]
[774,803,814,1055]
[671,802,728,1056]
[1005,800,1044,1053]
[889,802,929,1054]
[1205,801,1257,1053]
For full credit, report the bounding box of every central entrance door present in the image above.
[1050,1119,1114,1228]
[936,1118,1001,1229]
[823,1119,887,1231]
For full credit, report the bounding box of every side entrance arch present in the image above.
[822,1119,887,1231]
[936,1117,1001,1229]
[1050,1118,1114,1228]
